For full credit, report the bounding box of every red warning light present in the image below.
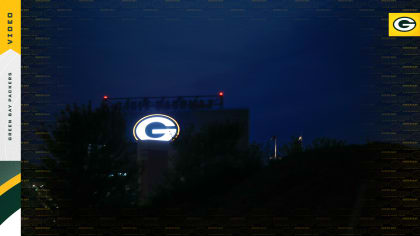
[103,95,109,100]
[218,91,224,97]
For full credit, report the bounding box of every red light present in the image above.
[103,95,108,100]
[218,91,224,97]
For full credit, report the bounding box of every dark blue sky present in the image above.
[66,10,373,144]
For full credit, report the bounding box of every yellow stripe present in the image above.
[0,174,21,196]
[0,0,21,54]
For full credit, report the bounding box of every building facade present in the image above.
[107,95,249,200]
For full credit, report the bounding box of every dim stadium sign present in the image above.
[133,114,180,142]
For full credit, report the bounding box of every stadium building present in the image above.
[104,93,249,200]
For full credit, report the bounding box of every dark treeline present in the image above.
[38,103,139,210]
[32,103,405,219]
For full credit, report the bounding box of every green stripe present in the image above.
[0,161,20,186]
[0,183,20,226]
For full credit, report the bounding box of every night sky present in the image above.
[63,9,374,145]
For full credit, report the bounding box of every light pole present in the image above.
[270,136,278,160]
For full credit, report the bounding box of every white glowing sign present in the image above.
[133,114,180,142]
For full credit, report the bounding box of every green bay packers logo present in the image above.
[393,17,416,32]
[389,13,420,37]
[133,114,180,142]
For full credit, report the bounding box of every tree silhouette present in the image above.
[279,136,304,156]
[150,122,263,208]
[41,102,138,208]
[308,137,346,150]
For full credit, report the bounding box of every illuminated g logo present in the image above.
[393,17,416,32]
[133,114,180,141]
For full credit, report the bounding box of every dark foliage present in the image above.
[221,143,378,215]
[41,102,138,208]
[279,136,304,156]
[149,135,383,217]
[308,137,346,150]
[149,122,263,208]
